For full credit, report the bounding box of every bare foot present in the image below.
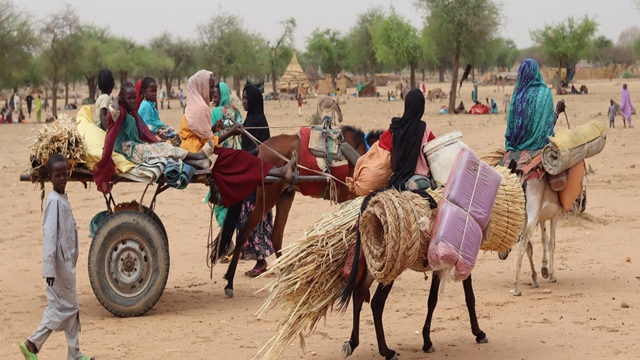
[285,151,298,183]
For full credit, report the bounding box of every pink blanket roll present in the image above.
[443,148,502,229]
[428,199,483,282]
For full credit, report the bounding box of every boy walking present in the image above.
[608,99,617,128]
[20,154,93,360]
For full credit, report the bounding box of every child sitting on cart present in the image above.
[136,77,178,144]
[93,81,296,207]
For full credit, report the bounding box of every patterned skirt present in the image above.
[236,191,274,261]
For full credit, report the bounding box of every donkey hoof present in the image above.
[513,288,522,297]
[387,354,399,360]
[423,345,435,353]
[549,277,557,283]
[541,267,549,279]
[477,335,489,344]
[224,288,234,298]
[341,342,352,358]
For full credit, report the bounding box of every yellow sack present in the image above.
[346,141,392,196]
[75,106,135,173]
[549,120,605,151]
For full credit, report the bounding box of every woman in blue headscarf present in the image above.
[211,82,243,148]
[505,59,558,151]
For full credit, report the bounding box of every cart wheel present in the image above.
[88,210,169,317]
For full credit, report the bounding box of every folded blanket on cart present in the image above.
[164,160,195,189]
[118,158,167,183]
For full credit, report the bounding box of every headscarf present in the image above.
[505,58,555,151]
[211,82,231,124]
[185,70,214,139]
[135,80,143,112]
[620,84,633,118]
[93,98,159,193]
[388,89,426,189]
[242,85,270,153]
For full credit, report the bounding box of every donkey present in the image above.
[317,97,344,125]
[339,195,488,360]
[499,174,563,296]
[215,126,383,298]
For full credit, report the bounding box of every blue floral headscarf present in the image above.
[505,58,555,151]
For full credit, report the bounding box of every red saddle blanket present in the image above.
[298,127,351,196]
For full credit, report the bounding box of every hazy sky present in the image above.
[17,0,640,49]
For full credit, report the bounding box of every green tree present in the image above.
[421,24,450,83]
[266,18,296,96]
[197,12,266,94]
[39,5,82,118]
[372,10,422,89]
[105,37,154,86]
[346,7,385,79]
[150,33,197,95]
[587,36,613,67]
[78,25,114,100]
[530,16,597,74]
[306,29,348,87]
[495,38,520,71]
[0,1,38,91]
[416,0,501,111]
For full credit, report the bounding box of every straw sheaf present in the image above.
[27,114,85,173]
[254,197,364,360]
[359,190,435,285]
[480,147,506,167]
[483,166,526,252]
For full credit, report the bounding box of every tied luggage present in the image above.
[346,142,392,196]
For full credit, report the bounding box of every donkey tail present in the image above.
[338,194,373,311]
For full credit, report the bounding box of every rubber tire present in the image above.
[140,206,168,245]
[88,210,169,317]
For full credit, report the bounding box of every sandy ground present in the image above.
[1,80,639,359]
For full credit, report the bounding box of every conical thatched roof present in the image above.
[305,61,321,82]
[279,52,311,90]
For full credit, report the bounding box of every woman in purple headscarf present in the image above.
[620,83,634,128]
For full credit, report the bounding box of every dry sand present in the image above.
[1,80,639,359]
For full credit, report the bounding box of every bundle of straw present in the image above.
[359,190,436,285]
[480,147,506,167]
[482,166,526,252]
[255,197,364,360]
[28,114,85,173]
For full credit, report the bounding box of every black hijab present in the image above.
[388,89,427,189]
[242,85,270,153]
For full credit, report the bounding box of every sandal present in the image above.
[245,267,268,278]
[19,343,37,360]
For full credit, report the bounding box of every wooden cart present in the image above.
[20,168,328,317]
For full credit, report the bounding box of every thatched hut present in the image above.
[279,52,312,94]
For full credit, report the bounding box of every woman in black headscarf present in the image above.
[241,85,270,153]
[388,88,435,190]
[220,85,275,277]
